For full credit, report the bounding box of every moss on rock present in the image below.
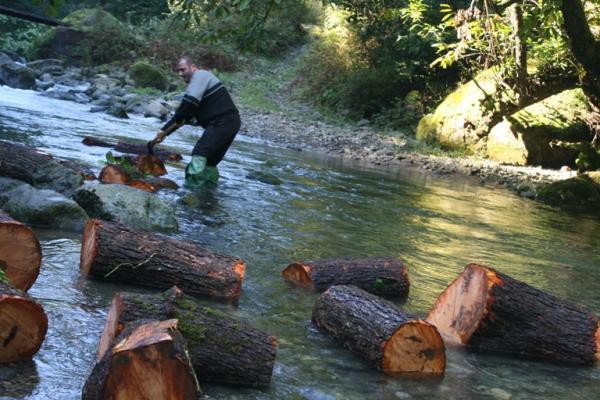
[129,61,168,90]
[537,175,600,210]
[487,89,591,167]
[35,8,137,65]
[416,68,513,151]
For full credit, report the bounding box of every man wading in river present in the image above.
[150,56,240,188]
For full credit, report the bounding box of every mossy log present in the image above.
[312,285,445,377]
[81,136,182,162]
[283,257,410,297]
[0,281,48,363]
[80,219,245,302]
[427,263,600,364]
[0,210,42,291]
[83,319,200,400]
[97,287,278,387]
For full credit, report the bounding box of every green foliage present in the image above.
[104,151,146,178]
[0,15,49,58]
[0,265,9,285]
[130,16,237,71]
[129,61,169,90]
[167,0,319,55]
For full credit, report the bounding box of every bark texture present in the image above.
[0,210,42,291]
[283,257,409,297]
[80,219,245,302]
[0,282,48,363]
[81,137,182,161]
[97,287,278,387]
[427,263,600,364]
[312,285,445,377]
[83,319,200,400]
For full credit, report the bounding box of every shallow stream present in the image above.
[1,85,599,399]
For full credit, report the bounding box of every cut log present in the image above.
[283,257,410,297]
[128,180,157,193]
[144,177,179,190]
[136,155,167,177]
[98,165,131,185]
[82,137,113,147]
[83,319,201,400]
[426,263,600,365]
[97,287,278,387]
[0,210,42,291]
[81,136,182,162]
[0,282,48,363]
[312,285,445,377]
[80,219,245,302]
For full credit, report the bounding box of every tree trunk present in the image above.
[81,137,182,162]
[83,319,201,400]
[0,282,48,363]
[508,3,528,104]
[427,263,600,364]
[80,219,245,302]
[560,0,600,146]
[97,287,278,387]
[0,210,42,291]
[283,257,410,297]
[312,285,445,377]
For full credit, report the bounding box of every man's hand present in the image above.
[151,130,167,145]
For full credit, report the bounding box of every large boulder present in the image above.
[537,175,600,211]
[416,68,515,152]
[486,89,592,167]
[0,62,36,89]
[35,9,137,65]
[128,61,168,91]
[72,183,178,232]
[0,178,89,232]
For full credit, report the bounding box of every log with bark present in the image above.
[283,257,410,297]
[312,285,446,377]
[0,140,84,190]
[83,319,201,400]
[0,282,48,363]
[0,210,42,291]
[81,136,182,162]
[80,219,245,302]
[426,263,600,364]
[97,287,278,387]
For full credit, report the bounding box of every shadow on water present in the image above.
[1,85,600,399]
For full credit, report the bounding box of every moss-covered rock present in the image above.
[0,62,36,89]
[35,8,137,65]
[128,61,168,90]
[416,68,514,151]
[487,89,592,167]
[537,175,600,211]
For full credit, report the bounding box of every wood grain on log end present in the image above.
[426,263,498,346]
[282,262,313,285]
[0,211,42,291]
[0,289,48,363]
[99,165,130,185]
[103,319,200,400]
[382,321,446,377]
[80,219,100,276]
[232,261,246,301]
[96,293,124,361]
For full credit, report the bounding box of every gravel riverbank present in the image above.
[239,108,577,199]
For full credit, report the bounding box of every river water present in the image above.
[1,85,599,400]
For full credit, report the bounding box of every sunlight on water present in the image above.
[1,85,600,399]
